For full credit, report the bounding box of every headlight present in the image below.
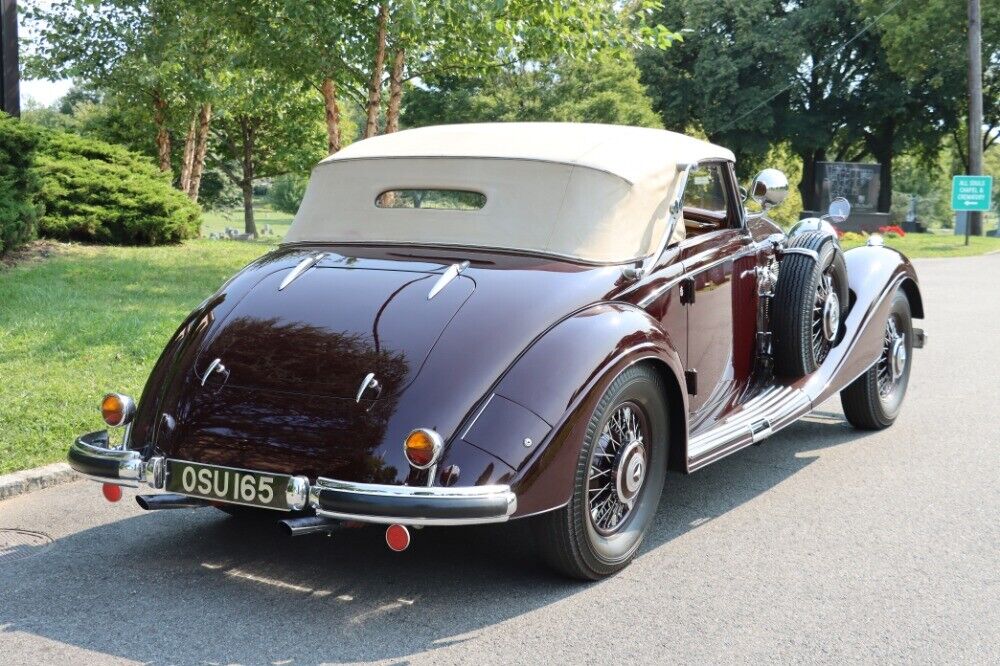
[101,393,136,427]
[403,428,443,469]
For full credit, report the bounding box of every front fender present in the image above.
[800,244,923,405]
[477,302,685,517]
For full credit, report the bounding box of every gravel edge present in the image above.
[0,463,80,503]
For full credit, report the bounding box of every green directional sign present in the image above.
[951,175,993,212]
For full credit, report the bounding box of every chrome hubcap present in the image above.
[891,336,907,381]
[588,402,648,536]
[822,291,840,342]
[615,440,647,504]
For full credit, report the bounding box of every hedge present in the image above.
[0,114,42,256]
[35,131,200,245]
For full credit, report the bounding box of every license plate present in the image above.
[166,460,290,511]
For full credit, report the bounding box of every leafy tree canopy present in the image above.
[403,52,662,129]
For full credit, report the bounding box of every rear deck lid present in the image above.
[195,264,474,399]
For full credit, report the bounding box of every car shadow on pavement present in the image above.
[0,412,873,664]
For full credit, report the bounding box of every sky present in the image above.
[21,78,73,107]
[16,0,72,108]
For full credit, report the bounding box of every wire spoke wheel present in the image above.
[876,315,906,400]
[812,269,839,365]
[587,401,649,536]
[840,289,913,431]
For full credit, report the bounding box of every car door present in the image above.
[677,162,757,421]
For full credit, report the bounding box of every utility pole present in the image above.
[0,0,19,117]
[967,0,984,243]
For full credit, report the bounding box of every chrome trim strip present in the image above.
[636,276,686,309]
[278,252,326,291]
[427,260,470,300]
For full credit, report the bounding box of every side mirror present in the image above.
[826,196,851,223]
[749,169,789,210]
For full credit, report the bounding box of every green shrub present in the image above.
[268,173,308,215]
[0,114,43,256]
[840,231,866,244]
[35,131,200,245]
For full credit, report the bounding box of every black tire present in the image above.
[772,232,849,377]
[841,289,913,429]
[533,364,668,580]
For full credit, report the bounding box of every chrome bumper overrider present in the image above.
[68,431,517,526]
[68,431,160,488]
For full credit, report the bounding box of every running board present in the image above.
[687,386,812,472]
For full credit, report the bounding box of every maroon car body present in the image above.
[69,124,923,577]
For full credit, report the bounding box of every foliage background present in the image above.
[35,131,201,245]
[0,114,43,256]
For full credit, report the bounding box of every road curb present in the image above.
[0,463,79,502]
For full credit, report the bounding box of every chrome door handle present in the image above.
[200,358,226,386]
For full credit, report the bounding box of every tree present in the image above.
[403,52,662,129]
[638,0,799,176]
[24,0,224,199]
[207,68,325,236]
[217,1,678,152]
[860,0,1000,167]
[639,0,943,213]
[210,0,370,154]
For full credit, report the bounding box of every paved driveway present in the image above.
[1,255,998,665]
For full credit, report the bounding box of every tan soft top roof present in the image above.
[287,123,735,263]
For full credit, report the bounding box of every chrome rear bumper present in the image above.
[68,431,517,526]
[310,478,518,526]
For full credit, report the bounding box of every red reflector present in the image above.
[385,524,410,552]
[102,483,122,503]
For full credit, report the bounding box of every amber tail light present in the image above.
[101,393,136,427]
[403,428,443,469]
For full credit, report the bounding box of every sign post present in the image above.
[952,175,993,241]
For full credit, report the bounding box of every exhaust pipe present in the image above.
[280,515,342,537]
[136,493,207,511]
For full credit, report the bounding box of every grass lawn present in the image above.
[201,205,293,239]
[0,239,277,474]
[840,230,1000,257]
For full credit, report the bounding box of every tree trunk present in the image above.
[240,117,257,238]
[862,118,896,214]
[152,93,172,174]
[385,48,405,134]
[798,148,825,213]
[188,103,212,201]
[321,77,342,153]
[878,150,893,214]
[179,113,197,193]
[364,2,389,138]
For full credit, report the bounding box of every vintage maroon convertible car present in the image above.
[70,124,924,579]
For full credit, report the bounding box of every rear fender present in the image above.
[800,245,922,405]
[482,302,686,517]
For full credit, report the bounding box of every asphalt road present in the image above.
[1,254,998,665]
